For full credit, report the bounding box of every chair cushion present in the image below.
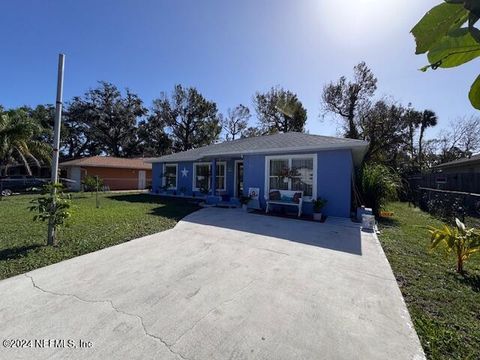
[281,195,293,202]
[269,190,281,201]
[293,192,302,204]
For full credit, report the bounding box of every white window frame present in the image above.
[264,154,317,201]
[215,161,226,191]
[192,162,211,192]
[163,163,178,190]
[192,161,227,192]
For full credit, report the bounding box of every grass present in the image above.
[378,202,480,360]
[0,193,199,280]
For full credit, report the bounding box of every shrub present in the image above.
[358,163,400,217]
[422,191,466,225]
[82,175,103,192]
[239,195,251,205]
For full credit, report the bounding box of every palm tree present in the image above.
[418,110,438,167]
[0,109,51,176]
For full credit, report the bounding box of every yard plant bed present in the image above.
[0,193,199,280]
[378,202,480,360]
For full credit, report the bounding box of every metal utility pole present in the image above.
[47,54,65,246]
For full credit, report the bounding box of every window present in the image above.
[194,163,211,191]
[291,158,313,196]
[193,162,226,192]
[164,164,177,189]
[266,155,316,199]
[269,159,289,191]
[215,162,226,191]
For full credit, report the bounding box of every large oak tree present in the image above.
[150,85,221,151]
[253,87,307,134]
[321,62,377,139]
[65,81,147,158]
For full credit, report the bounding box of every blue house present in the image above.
[147,132,368,218]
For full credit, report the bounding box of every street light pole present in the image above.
[47,53,65,246]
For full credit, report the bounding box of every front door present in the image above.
[138,170,146,190]
[235,161,244,197]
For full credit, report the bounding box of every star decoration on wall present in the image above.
[181,167,189,177]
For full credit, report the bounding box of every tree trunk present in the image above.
[456,251,464,274]
[346,116,359,139]
[418,127,425,168]
[47,218,57,246]
[408,125,415,159]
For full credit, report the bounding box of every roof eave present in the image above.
[59,163,151,170]
[148,142,369,164]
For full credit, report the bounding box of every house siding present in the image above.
[151,149,354,218]
[151,162,163,193]
[67,166,152,191]
[316,149,352,218]
[242,150,352,217]
[152,160,237,197]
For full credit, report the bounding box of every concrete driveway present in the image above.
[0,208,424,360]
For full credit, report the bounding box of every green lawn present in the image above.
[0,193,199,280]
[378,202,480,360]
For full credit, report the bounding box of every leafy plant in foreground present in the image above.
[29,183,71,246]
[428,218,480,273]
[412,1,480,109]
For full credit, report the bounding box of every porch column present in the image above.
[211,159,216,196]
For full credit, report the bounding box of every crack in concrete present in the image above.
[171,278,258,347]
[24,274,189,360]
[253,247,290,256]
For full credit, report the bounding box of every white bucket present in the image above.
[362,214,376,231]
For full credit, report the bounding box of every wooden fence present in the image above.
[410,172,480,194]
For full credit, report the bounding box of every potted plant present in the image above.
[199,185,210,197]
[312,197,327,221]
[239,195,251,211]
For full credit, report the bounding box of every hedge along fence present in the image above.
[416,187,480,223]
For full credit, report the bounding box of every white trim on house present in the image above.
[234,160,243,198]
[192,161,227,192]
[264,154,317,202]
[163,163,178,190]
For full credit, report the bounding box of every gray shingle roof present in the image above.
[60,156,152,170]
[435,153,480,168]
[146,132,369,165]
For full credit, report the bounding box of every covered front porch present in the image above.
[154,157,244,206]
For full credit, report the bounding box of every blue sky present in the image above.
[1,0,479,139]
